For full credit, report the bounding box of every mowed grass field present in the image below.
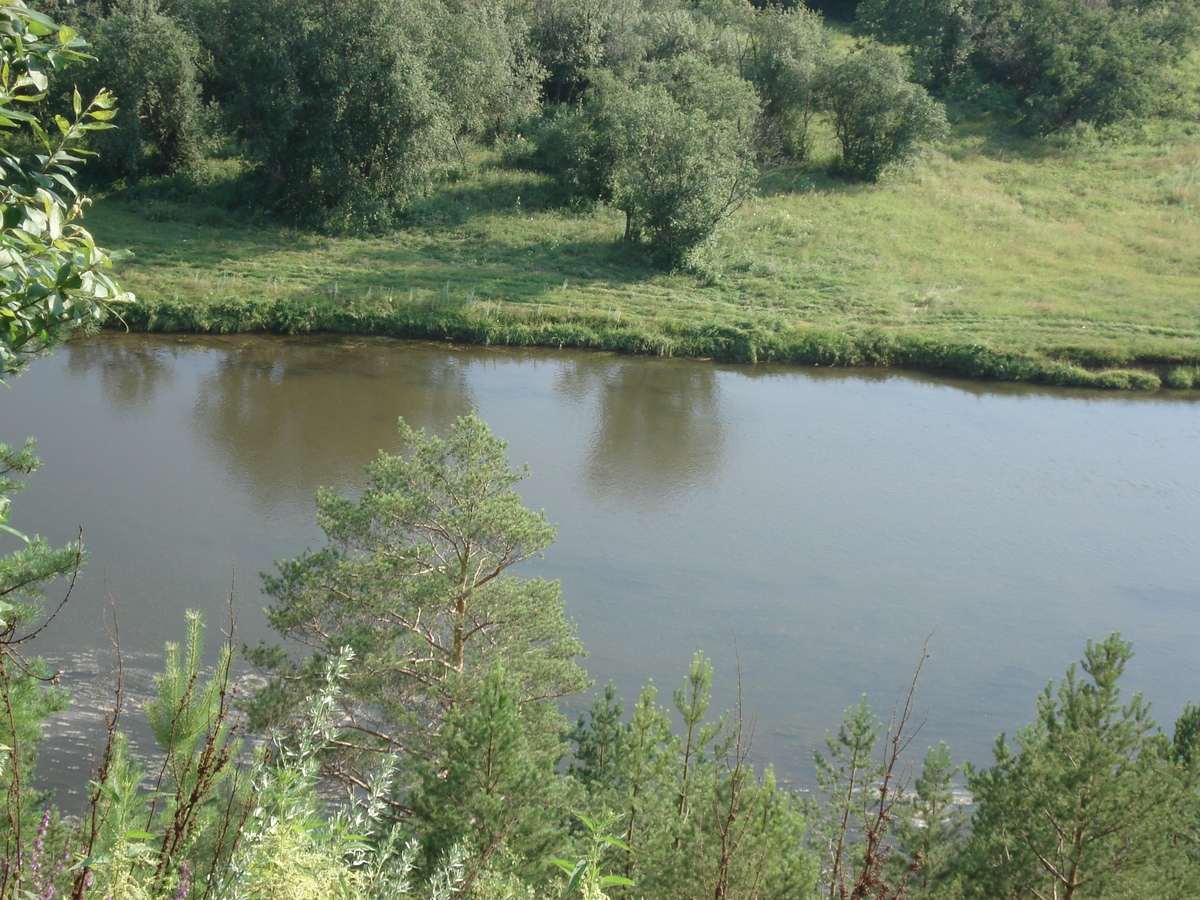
[86,89,1200,389]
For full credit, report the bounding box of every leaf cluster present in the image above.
[0,1,130,374]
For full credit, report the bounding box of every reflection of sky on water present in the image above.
[4,332,1200,792]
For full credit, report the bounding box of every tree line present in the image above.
[35,0,1197,269]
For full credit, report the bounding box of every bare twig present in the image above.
[844,630,934,900]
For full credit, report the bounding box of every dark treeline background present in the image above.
[33,0,1200,268]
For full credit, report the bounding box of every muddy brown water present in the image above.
[3,332,1198,797]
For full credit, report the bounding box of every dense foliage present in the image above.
[0,1,130,372]
[823,47,948,180]
[34,0,1194,266]
[75,0,208,177]
[245,414,586,812]
[35,0,951,265]
[215,0,455,232]
[744,5,831,161]
[537,57,762,267]
[856,0,1200,131]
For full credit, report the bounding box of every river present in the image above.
[3,333,1198,796]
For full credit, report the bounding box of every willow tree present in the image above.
[975,0,1200,133]
[546,54,760,269]
[854,0,984,88]
[745,4,832,161]
[215,0,453,232]
[77,0,209,177]
[823,48,947,181]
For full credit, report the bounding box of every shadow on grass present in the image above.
[401,169,566,228]
[87,202,330,270]
[754,116,1063,199]
[938,104,1086,164]
[303,232,662,308]
[93,185,666,307]
[756,163,880,198]
[96,163,278,227]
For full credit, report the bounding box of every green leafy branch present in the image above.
[0,0,132,373]
[552,812,636,899]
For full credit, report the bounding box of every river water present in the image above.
[3,333,1198,795]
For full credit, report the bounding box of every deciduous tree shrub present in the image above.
[536,56,760,269]
[823,48,948,180]
[77,0,209,177]
[745,4,833,161]
[855,0,985,88]
[857,0,1200,132]
[978,0,1200,132]
[214,0,454,232]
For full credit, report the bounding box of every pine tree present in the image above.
[246,414,587,797]
[570,655,816,900]
[811,695,884,898]
[962,634,1200,900]
[410,666,567,888]
[890,743,966,899]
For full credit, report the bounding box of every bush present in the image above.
[80,0,210,177]
[854,0,984,88]
[823,47,948,181]
[972,0,1200,133]
[1165,366,1199,389]
[214,0,454,231]
[537,56,761,269]
[744,4,833,161]
[531,0,628,104]
[429,0,544,145]
[1093,368,1161,390]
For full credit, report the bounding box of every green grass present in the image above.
[87,106,1200,390]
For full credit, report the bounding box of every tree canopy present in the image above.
[824,48,948,181]
[856,0,1200,132]
[247,414,587,796]
[213,0,455,232]
[962,634,1200,900]
[75,0,208,177]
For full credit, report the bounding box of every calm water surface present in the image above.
[3,333,1199,793]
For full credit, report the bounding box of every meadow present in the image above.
[90,94,1200,390]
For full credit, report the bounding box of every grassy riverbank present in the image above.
[88,108,1200,390]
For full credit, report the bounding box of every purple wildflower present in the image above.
[174,861,192,900]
